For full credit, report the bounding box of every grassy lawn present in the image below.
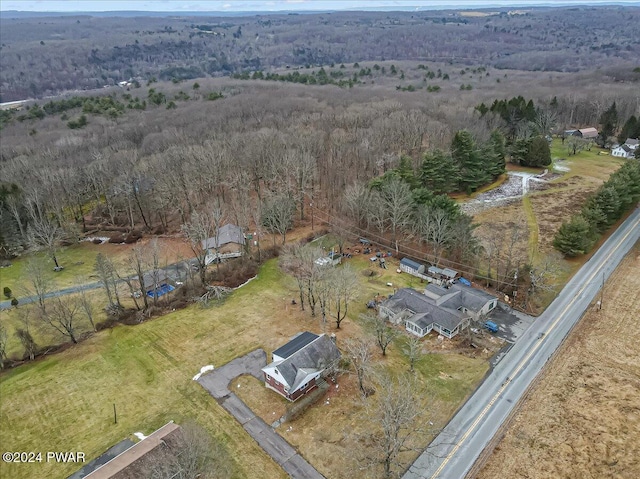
[0,260,293,479]
[280,331,488,479]
[0,253,489,479]
[521,196,539,262]
[0,237,193,299]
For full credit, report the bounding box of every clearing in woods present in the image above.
[477,241,640,479]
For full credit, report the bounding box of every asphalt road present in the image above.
[404,206,640,479]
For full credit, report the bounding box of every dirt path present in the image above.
[477,243,640,479]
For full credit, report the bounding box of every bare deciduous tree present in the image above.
[25,204,65,269]
[16,328,37,361]
[23,258,52,315]
[94,253,122,310]
[262,193,296,245]
[403,336,424,373]
[143,422,233,479]
[329,265,359,329]
[364,313,399,357]
[360,373,437,479]
[344,337,374,397]
[43,297,84,344]
[78,282,96,331]
[182,206,224,285]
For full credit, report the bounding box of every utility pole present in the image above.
[113,403,117,424]
[599,271,604,310]
[310,202,314,231]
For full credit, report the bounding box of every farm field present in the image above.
[477,242,640,479]
[0,253,488,479]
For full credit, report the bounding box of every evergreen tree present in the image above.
[617,115,638,144]
[419,150,458,194]
[483,130,507,177]
[598,101,618,147]
[451,130,490,193]
[396,156,418,188]
[523,136,551,167]
[581,204,608,237]
[509,137,531,165]
[592,186,621,226]
[553,216,593,257]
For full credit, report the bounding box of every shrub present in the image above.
[3,286,12,299]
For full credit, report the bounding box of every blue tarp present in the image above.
[458,277,471,286]
[147,284,175,298]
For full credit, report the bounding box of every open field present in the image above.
[0,253,488,479]
[477,241,640,479]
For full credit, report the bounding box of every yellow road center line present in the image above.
[429,213,640,479]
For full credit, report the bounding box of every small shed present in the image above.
[441,268,459,281]
[427,266,443,277]
[400,258,425,276]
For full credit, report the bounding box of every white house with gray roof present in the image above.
[379,284,498,339]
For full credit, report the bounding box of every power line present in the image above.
[307,203,523,290]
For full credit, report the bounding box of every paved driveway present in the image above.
[198,349,325,479]
[487,303,536,343]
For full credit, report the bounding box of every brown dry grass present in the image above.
[528,178,597,255]
[477,242,640,479]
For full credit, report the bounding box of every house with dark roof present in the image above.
[262,332,341,401]
[379,284,498,339]
[201,223,245,264]
[612,139,638,159]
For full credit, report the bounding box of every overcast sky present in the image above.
[1,0,639,12]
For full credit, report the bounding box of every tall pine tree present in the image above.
[483,130,507,177]
[420,150,459,194]
[598,101,618,147]
[451,130,490,193]
[523,136,551,167]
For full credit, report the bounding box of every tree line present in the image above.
[553,160,640,257]
[2,7,639,101]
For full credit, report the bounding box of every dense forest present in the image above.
[1,60,639,273]
[1,5,640,101]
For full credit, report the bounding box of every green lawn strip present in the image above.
[0,243,126,298]
[522,196,539,263]
[0,289,108,358]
